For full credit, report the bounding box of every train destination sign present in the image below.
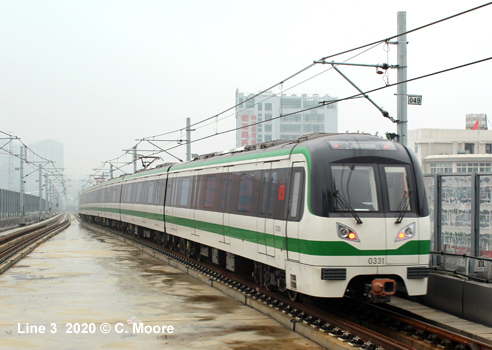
[408,95,422,105]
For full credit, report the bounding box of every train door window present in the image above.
[171,177,179,206]
[192,175,201,210]
[274,168,290,220]
[237,173,254,213]
[268,171,278,215]
[158,179,166,205]
[204,175,217,209]
[260,171,270,215]
[179,177,191,207]
[121,185,127,203]
[165,177,176,206]
[112,187,117,203]
[220,174,232,212]
[153,180,161,205]
[116,186,121,203]
[288,170,304,220]
[147,181,155,204]
[384,166,411,212]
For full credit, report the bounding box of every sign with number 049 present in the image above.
[407,95,422,105]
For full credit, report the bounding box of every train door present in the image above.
[220,166,233,244]
[191,170,201,237]
[257,162,278,256]
[286,162,305,261]
[165,173,177,232]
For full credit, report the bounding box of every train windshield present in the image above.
[384,166,411,212]
[331,165,379,212]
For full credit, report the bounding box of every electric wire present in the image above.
[319,1,492,61]
[157,56,492,154]
[142,1,492,142]
[87,2,492,184]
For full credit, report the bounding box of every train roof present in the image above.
[81,133,404,194]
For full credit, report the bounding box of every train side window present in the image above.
[136,182,144,203]
[126,184,133,203]
[179,177,191,207]
[288,169,305,220]
[131,183,138,203]
[147,181,155,204]
[237,173,254,213]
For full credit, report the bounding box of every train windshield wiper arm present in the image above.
[395,191,411,224]
[334,190,363,224]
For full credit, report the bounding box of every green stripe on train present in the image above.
[82,207,430,256]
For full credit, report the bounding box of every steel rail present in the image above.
[0,214,69,264]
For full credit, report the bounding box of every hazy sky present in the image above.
[1,0,491,191]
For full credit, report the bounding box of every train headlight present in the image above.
[395,223,416,242]
[337,223,360,242]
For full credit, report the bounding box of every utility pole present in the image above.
[110,163,114,179]
[397,11,408,146]
[19,146,25,217]
[186,117,191,161]
[39,165,43,211]
[133,145,138,173]
[44,174,48,211]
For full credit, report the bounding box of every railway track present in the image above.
[79,218,492,350]
[0,214,70,271]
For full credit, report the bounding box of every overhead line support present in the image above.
[329,62,397,123]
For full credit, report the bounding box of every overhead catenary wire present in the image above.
[0,130,69,202]
[141,1,492,142]
[88,2,492,184]
[155,56,492,155]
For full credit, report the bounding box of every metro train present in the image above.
[79,133,431,302]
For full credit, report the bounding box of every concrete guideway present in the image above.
[0,219,322,349]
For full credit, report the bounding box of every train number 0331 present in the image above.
[368,257,385,264]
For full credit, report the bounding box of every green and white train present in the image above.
[79,133,431,301]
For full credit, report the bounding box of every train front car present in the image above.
[292,134,430,302]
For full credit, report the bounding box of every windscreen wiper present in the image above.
[334,190,363,224]
[395,191,411,224]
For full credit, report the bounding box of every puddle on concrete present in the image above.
[0,220,322,349]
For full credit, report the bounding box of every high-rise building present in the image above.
[235,89,338,147]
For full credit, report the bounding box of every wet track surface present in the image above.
[0,219,321,349]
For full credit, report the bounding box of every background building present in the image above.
[235,89,338,147]
[408,114,492,174]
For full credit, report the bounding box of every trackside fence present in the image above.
[424,173,492,282]
[0,188,48,218]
